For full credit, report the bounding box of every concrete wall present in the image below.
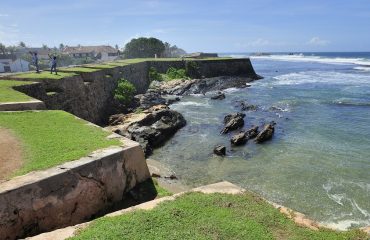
[0,136,150,240]
[11,59,259,125]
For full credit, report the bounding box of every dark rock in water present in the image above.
[211,91,226,100]
[245,126,259,139]
[236,101,258,111]
[164,174,178,180]
[230,131,248,146]
[214,145,226,156]
[255,123,275,143]
[165,96,181,105]
[224,112,246,124]
[221,112,245,134]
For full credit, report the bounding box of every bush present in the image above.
[148,67,163,82]
[166,67,187,80]
[114,78,136,105]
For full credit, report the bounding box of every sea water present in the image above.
[151,53,370,230]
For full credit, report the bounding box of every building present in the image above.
[62,46,119,61]
[183,52,218,59]
[0,54,29,73]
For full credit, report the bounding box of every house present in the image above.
[0,54,29,73]
[183,52,218,59]
[62,46,119,61]
[14,48,54,60]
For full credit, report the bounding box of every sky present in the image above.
[0,0,369,52]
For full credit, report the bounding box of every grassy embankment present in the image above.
[0,110,120,177]
[71,192,367,240]
[0,80,35,103]
[12,71,78,80]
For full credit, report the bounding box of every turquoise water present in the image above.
[151,54,370,229]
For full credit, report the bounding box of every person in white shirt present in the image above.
[29,51,40,73]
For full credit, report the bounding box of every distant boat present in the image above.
[250,52,271,56]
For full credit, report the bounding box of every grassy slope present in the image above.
[71,192,367,240]
[58,67,102,73]
[12,71,77,80]
[0,111,120,177]
[0,80,34,103]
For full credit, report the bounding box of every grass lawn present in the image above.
[58,67,103,73]
[0,110,121,177]
[83,64,118,69]
[71,192,367,240]
[0,80,34,103]
[11,71,78,80]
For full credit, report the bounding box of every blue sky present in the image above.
[0,0,369,52]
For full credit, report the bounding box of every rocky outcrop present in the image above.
[214,145,226,156]
[134,90,166,110]
[255,123,275,143]
[221,112,245,134]
[245,126,259,139]
[108,105,186,156]
[155,76,254,96]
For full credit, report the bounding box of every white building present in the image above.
[0,55,29,73]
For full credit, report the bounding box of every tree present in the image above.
[19,41,26,47]
[59,43,65,50]
[115,44,119,50]
[0,43,6,54]
[42,44,48,50]
[123,37,165,58]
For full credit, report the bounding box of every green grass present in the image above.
[0,110,121,177]
[71,192,367,240]
[0,80,35,103]
[58,67,103,73]
[11,71,78,80]
[83,64,118,69]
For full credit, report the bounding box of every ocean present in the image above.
[151,52,370,230]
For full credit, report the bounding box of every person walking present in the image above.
[29,51,40,73]
[48,54,58,75]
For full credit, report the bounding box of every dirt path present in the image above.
[0,128,23,181]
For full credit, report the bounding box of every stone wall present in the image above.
[14,59,259,125]
[0,136,150,240]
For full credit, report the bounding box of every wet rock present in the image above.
[230,131,248,146]
[211,91,226,100]
[255,123,275,143]
[214,145,226,156]
[237,101,258,111]
[151,173,161,178]
[245,126,259,139]
[164,174,178,180]
[158,76,258,96]
[165,96,181,105]
[221,112,245,134]
[109,106,186,156]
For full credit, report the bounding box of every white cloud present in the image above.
[307,37,330,46]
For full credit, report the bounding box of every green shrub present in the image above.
[114,78,136,105]
[166,67,187,80]
[148,67,163,81]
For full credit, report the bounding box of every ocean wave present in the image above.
[331,99,370,107]
[251,54,370,67]
[173,101,210,107]
[273,71,370,85]
[354,66,370,72]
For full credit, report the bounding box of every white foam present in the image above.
[354,66,370,72]
[325,220,363,231]
[174,101,210,107]
[251,54,370,67]
[273,71,370,86]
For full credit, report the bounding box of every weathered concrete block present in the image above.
[0,137,150,240]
